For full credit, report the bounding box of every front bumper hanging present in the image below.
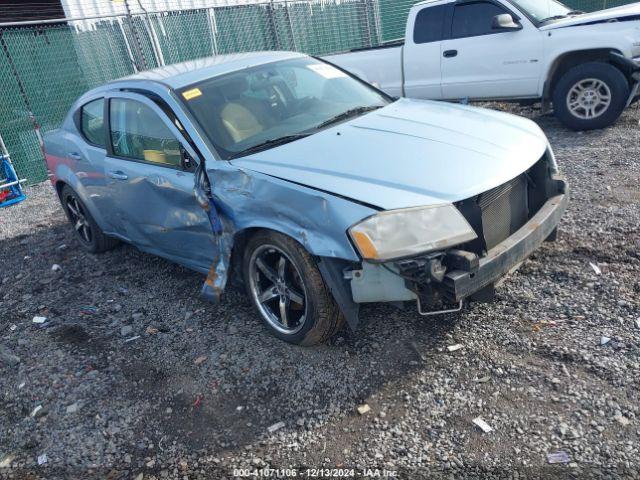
[329,176,568,328]
[443,178,569,302]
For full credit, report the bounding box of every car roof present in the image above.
[115,51,306,90]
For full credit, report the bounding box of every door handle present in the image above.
[443,50,458,58]
[69,152,82,160]
[108,171,128,181]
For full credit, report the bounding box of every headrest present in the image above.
[220,75,249,99]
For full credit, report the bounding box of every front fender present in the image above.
[211,166,376,262]
[202,164,375,326]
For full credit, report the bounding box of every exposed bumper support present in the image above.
[610,52,640,107]
[317,257,361,331]
[443,177,569,302]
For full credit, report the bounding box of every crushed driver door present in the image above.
[102,91,217,273]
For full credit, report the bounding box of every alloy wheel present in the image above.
[248,244,307,335]
[566,78,612,120]
[66,195,92,245]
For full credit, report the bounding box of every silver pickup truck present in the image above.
[326,0,640,130]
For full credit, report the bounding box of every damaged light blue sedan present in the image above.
[44,52,568,346]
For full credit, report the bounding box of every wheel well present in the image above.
[546,49,626,98]
[55,180,67,200]
[228,227,269,288]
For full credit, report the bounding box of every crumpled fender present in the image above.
[195,161,377,327]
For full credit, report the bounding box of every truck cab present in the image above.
[326,0,640,130]
[404,0,545,100]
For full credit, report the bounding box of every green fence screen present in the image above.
[0,0,637,184]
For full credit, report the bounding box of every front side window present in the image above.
[452,1,509,38]
[178,57,390,160]
[109,98,181,167]
[81,98,105,147]
[413,5,447,44]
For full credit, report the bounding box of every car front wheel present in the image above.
[243,231,343,346]
[553,62,629,131]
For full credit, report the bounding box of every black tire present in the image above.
[242,230,343,346]
[60,185,119,253]
[553,62,629,131]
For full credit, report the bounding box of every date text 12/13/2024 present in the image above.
[233,468,399,477]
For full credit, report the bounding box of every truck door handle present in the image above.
[443,50,458,58]
[69,152,82,160]
[108,171,128,181]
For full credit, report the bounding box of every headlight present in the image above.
[349,204,477,262]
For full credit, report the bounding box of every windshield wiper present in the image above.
[540,10,584,22]
[228,134,310,159]
[540,14,567,21]
[313,105,383,130]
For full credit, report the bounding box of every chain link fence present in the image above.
[0,0,636,184]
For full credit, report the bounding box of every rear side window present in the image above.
[413,5,447,44]
[109,98,181,167]
[452,1,509,38]
[80,99,105,147]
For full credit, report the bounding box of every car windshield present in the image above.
[178,57,390,159]
[509,0,576,22]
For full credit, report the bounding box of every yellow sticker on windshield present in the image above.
[182,88,203,100]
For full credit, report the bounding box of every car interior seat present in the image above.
[219,77,267,144]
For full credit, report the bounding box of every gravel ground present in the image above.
[1,104,639,480]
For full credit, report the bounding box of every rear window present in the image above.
[413,5,447,44]
[80,98,105,147]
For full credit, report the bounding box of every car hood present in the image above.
[539,3,640,30]
[231,98,549,210]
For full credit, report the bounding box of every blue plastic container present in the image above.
[0,155,27,208]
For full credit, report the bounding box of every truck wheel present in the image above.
[553,62,629,131]
[60,185,119,253]
[243,230,343,346]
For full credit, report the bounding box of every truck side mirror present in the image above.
[492,13,522,31]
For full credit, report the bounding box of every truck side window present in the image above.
[452,1,508,39]
[413,5,447,44]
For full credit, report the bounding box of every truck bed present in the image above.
[324,41,405,98]
[345,39,404,54]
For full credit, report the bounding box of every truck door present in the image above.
[440,0,543,100]
[403,3,449,99]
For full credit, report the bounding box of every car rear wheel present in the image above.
[243,231,343,346]
[553,62,629,131]
[60,185,119,253]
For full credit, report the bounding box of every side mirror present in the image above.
[492,13,522,31]
[180,146,196,172]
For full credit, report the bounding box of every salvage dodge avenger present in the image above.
[44,52,568,346]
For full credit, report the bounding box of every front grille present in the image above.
[478,175,528,250]
[454,153,553,256]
